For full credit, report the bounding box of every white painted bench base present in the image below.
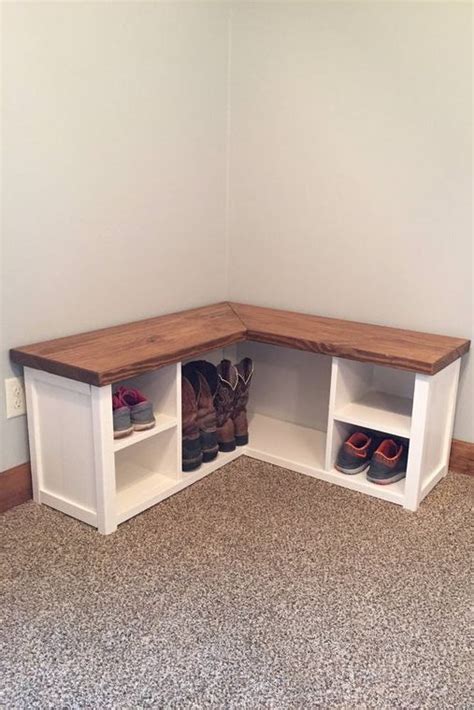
[24,350,460,534]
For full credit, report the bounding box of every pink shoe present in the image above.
[112,393,133,439]
[115,387,156,431]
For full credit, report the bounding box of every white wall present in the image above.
[2,1,472,471]
[228,1,473,442]
[1,1,230,470]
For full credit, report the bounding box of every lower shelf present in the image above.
[247,413,326,471]
[116,413,408,526]
[246,413,405,505]
[319,468,405,505]
[116,462,179,523]
[334,390,412,438]
[115,448,243,524]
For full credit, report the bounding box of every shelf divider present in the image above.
[333,390,412,438]
[113,413,178,453]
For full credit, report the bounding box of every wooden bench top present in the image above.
[10,302,470,385]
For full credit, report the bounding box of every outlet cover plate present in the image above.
[5,377,26,418]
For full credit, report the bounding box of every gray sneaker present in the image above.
[367,439,408,485]
[113,394,133,439]
[116,387,156,431]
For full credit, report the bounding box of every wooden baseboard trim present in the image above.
[449,439,474,476]
[0,462,32,513]
[1,439,472,515]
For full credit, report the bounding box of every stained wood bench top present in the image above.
[10,301,470,385]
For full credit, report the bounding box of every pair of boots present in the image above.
[181,358,254,472]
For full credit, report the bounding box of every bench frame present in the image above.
[24,344,461,534]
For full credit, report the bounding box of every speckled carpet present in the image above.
[1,457,472,709]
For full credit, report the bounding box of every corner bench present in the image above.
[11,302,470,533]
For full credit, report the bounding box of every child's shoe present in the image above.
[116,387,156,431]
[112,393,133,439]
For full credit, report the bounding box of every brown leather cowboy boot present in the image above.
[181,375,202,471]
[233,357,254,446]
[182,361,219,463]
[215,360,238,452]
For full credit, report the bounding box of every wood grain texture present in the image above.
[10,301,470,385]
[0,463,32,513]
[11,302,247,386]
[449,439,474,476]
[230,302,470,375]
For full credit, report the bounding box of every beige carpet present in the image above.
[1,457,472,709]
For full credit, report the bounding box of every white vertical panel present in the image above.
[439,359,461,475]
[91,385,116,534]
[32,374,96,510]
[404,374,431,511]
[24,368,42,502]
[421,360,461,483]
[175,363,183,476]
[325,358,339,471]
[326,357,373,470]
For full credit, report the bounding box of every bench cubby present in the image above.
[112,365,179,452]
[115,428,180,524]
[326,420,408,503]
[330,359,415,438]
[240,342,329,473]
[14,302,469,534]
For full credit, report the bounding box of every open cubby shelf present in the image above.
[333,390,413,438]
[23,337,463,534]
[116,465,177,523]
[245,413,405,505]
[113,413,177,452]
[115,442,242,525]
[247,413,326,471]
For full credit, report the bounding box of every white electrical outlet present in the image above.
[5,377,26,418]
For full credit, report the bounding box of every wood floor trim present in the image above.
[449,439,474,476]
[0,462,32,513]
[1,440,472,514]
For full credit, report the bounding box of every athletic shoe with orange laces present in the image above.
[367,439,408,485]
[335,431,381,475]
